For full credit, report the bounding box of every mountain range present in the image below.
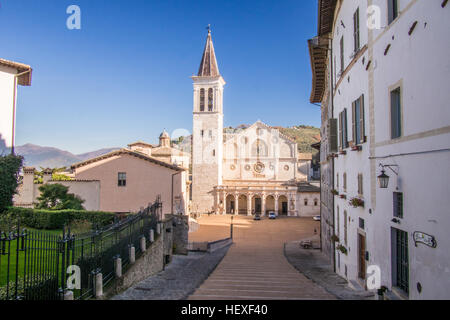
[0,139,119,169]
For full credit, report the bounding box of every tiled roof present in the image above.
[298,182,321,193]
[0,58,33,86]
[71,148,185,171]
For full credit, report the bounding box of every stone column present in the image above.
[95,273,103,298]
[247,194,252,216]
[64,290,74,300]
[115,257,122,278]
[262,194,266,217]
[234,194,239,215]
[149,229,155,242]
[275,195,279,216]
[129,246,135,264]
[216,189,220,214]
[140,236,146,252]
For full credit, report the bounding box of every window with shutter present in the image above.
[353,8,360,52]
[329,118,338,153]
[352,101,357,143]
[344,210,348,245]
[340,36,344,74]
[343,172,347,192]
[343,109,348,148]
[388,0,399,25]
[359,95,365,144]
[357,174,364,195]
[339,112,343,150]
[393,192,403,218]
[391,87,402,139]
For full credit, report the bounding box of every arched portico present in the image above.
[226,194,235,214]
[278,195,288,215]
[265,195,275,215]
[252,195,262,215]
[238,194,248,215]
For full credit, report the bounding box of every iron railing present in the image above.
[0,197,162,300]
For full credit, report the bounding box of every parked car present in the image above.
[313,215,321,221]
[268,211,276,219]
[254,215,261,221]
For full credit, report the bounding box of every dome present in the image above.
[159,130,170,139]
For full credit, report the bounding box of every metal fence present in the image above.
[0,198,162,300]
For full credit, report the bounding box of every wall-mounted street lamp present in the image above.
[377,164,399,189]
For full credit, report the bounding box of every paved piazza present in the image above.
[188,215,335,300]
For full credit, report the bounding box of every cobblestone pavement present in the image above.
[112,245,230,300]
[188,215,335,300]
[284,241,375,300]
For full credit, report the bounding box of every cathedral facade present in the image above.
[191,30,319,217]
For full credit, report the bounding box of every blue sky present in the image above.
[1,0,319,154]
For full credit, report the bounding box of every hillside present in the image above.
[171,124,321,155]
[278,125,321,154]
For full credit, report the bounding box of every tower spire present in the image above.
[197,26,220,77]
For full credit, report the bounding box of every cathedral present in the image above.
[191,30,320,217]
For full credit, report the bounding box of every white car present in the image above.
[313,215,321,221]
[268,211,276,219]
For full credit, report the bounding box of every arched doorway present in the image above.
[252,195,262,216]
[226,194,235,214]
[265,195,275,215]
[279,195,288,215]
[238,195,247,215]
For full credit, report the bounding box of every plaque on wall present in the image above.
[413,232,437,248]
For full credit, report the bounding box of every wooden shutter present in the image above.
[338,113,343,151]
[354,8,360,51]
[359,94,365,144]
[388,0,394,24]
[344,109,349,148]
[352,102,356,144]
[329,118,338,153]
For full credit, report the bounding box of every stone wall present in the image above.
[104,217,179,298]
[166,214,189,255]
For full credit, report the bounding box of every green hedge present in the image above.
[2,207,116,230]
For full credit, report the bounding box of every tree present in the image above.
[0,154,24,213]
[36,183,85,210]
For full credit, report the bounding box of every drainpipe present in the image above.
[11,69,32,155]
[171,171,182,215]
[329,37,336,273]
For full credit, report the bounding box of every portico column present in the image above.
[247,193,252,216]
[215,189,220,215]
[234,194,239,215]
[222,191,226,215]
[275,195,279,216]
[262,194,266,216]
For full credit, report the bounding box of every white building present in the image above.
[309,0,450,299]
[0,59,32,151]
[191,30,320,217]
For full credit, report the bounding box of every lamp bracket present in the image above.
[379,164,399,176]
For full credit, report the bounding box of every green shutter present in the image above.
[352,102,356,144]
[339,113,343,150]
[360,94,365,143]
[329,118,338,153]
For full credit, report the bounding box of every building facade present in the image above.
[192,30,320,217]
[0,59,32,151]
[14,149,188,216]
[309,0,450,299]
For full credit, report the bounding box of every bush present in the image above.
[36,184,84,210]
[2,207,116,230]
[0,154,23,213]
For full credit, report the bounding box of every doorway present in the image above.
[358,233,366,280]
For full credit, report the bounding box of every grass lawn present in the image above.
[0,228,64,287]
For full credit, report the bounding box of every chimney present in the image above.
[43,168,53,184]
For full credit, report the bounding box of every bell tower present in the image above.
[191,28,225,214]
